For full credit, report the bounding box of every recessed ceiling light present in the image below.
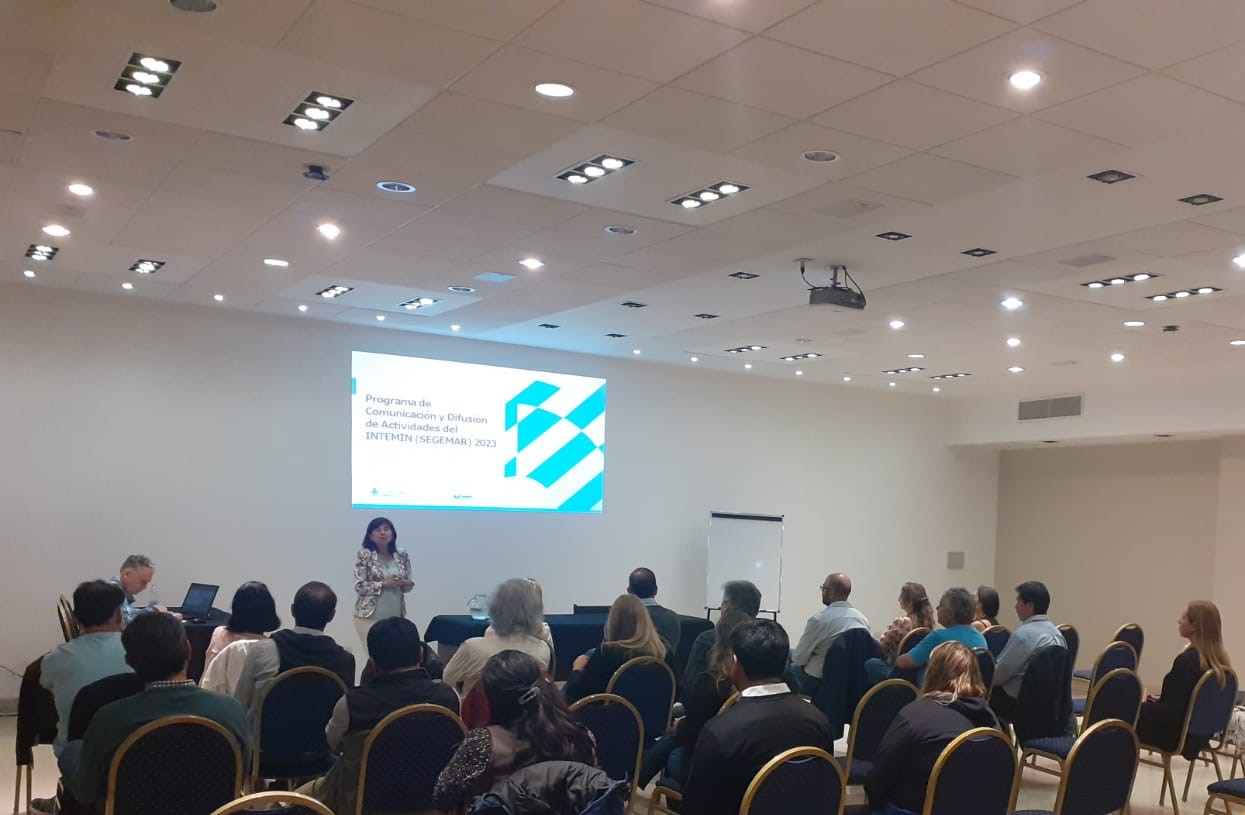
[298,304,309,312]
[450,324,461,332]
[263,258,289,267]
[124,83,153,96]
[604,225,636,236]
[699,190,720,202]
[1087,281,1105,289]
[963,247,997,258]
[42,224,70,237]
[399,296,442,310]
[375,315,386,321]
[1133,273,1152,281]
[888,381,897,388]
[1234,253,1245,268]
[130,259,163,274]
[213,293,225,302]
[690,356,699,362]
[448,285,476,294]
[802,149,839,163]
[1197,287,1216,294]
[876,231,911,241]
[131,70,161,85]
[304,107,331,121]
[284,91,354,131]
[317,223,340,239]
[316,285,353,299]
[1179,193,1223,206]
[121,282,134,291]
[316,95,343,108]
[1006,337,1022,348]
[718,183,741,195]
[139,56,171,72]
[1110,352,1126,362]
[907,353,925,359]
[842,375,852,382]
[293,118,319,130]
[1087,169,1135,184]
[1008,70,1042,90]
[1230,339,1245,346]
[376,181,416,193]
[632,349,641,355]
[519,257,544,270]
[1109,277,1127,286]
[1001,296,1024,310]
[1008,366,1024,373]
[67,183,94,197]
[566,175,588,184]
[584,166,606,178]
[744,363,752,369]
[1123,320,1145,327]
[932,387,941,393]
[1153,294,1168,301]
[1174,290,1191,298]
[680,199,702,208]
[22,270,35,279]
[534,82,575,98]
[889,319,905,330]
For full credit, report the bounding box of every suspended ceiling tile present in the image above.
[817,80,1017,151]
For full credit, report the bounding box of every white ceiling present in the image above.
[6,0,1245,397]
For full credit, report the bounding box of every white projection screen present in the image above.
[351,351,606,513]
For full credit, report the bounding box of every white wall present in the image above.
[995,440,1229,687]
[0,285,1000,697]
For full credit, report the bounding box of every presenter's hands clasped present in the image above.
[382,577,414,592]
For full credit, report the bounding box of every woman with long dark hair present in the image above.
[200,581,280,694]
[352,516,413,647]
[434,650,597,811]
[971,586,1001,632]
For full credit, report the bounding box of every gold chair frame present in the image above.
[57,595,78,642]
[842,679,919,783]
[210,790,334,815]
[1041,720,1140,815]
[570,693,643,813]
[923,727,1018,815]
[105,715,244,815]
[249,666,350,790]
[354,703,467,815]
[717,691,741,715]
[896,626,931,657]
[1021,667,1141,780]
[739,746,845,815]
[607,656,678,736]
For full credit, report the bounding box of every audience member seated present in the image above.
[445,578,553,698]
[434,650,597,812]
[200,581,281,695]
[682,620,835,815]
[565,594,669,703]
[108,554,159,626]
[1137,600,1233,753]
[358,619,445,684]
[638,609,749,788]
[878,582,935,664]
[298,617,460,813]
[971,585,1001,633]
[790,572,870,696]
[485,577,555,672]
[683,580,762,690]
[55,672,146,815]
[867,588,986,686]
[989,581,1065,722]
[62,613,251,806]
[864,642,999,815]
[233,581,355,721]
[627,567,681,652]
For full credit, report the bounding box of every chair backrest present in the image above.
[1057,624,1079,667]
[1014,645,1074,744]
[1176,669,1239,757]
[606,656,676,742]
[1082,669,1142,730]
[982,625,1011,659]
[570,694,643,807]
[718,691,741,715]
[57,595,78,642]
[1089,641,1137,685]
[209,791,334,815]
[817,627,884,740]
[356,703,466,815]
[573,604,612,615]
[1111,624,1144,662]
[898,627,931,657]
[106,715,243,815]
[253,666,348,782]
[845,679,918,772]
[1053,719,1138,815]
[740,746,845,815]
[973,648,996,691]
[924,727,1016,815]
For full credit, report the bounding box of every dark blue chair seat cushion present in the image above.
[1022,736,1074,758]
[1072,697,1086,715]
[1014,810,1054,815]
[1072,668,1092,680]
[1208,778,1245,797]
[846,758,871,784]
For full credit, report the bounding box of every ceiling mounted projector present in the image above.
[800,260,867,310]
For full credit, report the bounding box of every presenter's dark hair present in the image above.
[976,585,1000,625]
[722,580,762,618]
[1015,581,1051,615]
[226,581,281,634]
[73,580,126,627]
[368,617,425,672]
[361,517,397,554]
[482,650,595,765]
[122,612,189,682]
[730,619,789,680]
[628,567,658,599]
[292,581,337,630]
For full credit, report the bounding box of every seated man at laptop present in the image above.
[63,613,251,806]
[234,581,356,720]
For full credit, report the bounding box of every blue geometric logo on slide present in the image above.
[504,381,605,511]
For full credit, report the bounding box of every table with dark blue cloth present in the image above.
[173,606,230,681]
[425,613,712,682]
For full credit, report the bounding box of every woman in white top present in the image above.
[200,581,280,694]
[353,517,414,647]
[444,578,552,698]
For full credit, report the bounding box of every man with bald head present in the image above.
[790,572,870,696]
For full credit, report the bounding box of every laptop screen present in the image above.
[181,583,218,615]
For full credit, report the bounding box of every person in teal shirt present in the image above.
[867,588,986,686]
[64,612,251,805]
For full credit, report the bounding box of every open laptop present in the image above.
[178,583,219,623]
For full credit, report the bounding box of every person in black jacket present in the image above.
[565,594,668,703]
[627,567,682,653]
[682,620,834,815]
[1137,601,1233,753]
[865,641,999,815]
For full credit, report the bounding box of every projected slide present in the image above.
[352,351,606,513]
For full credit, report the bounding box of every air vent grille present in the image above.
[1018,395,1083,421]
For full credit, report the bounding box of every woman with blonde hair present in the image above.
[565,593,668,702]
[864,642,999,815]
[1137,600,1234,752]
[878,582,936,663]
